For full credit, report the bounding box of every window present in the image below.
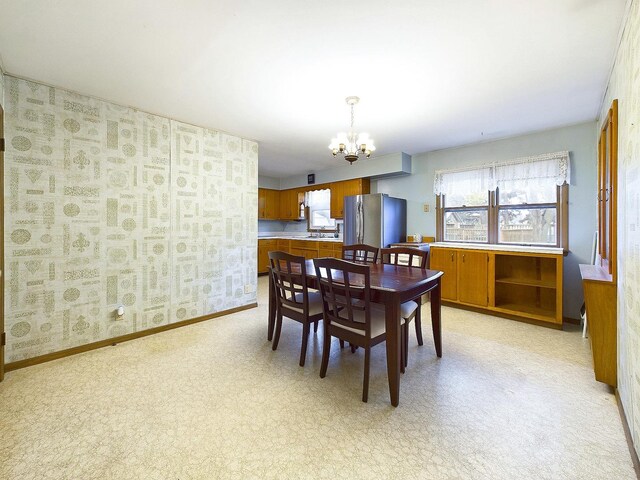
[435,152,569,248]
[307,189,336,229]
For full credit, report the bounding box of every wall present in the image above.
[258,175,280,189]
[279,152,411,189]
[372,122,598,320]
[599,0,640,459]
[3,76,258,362]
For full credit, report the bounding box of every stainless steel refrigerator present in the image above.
[343,194,407,248]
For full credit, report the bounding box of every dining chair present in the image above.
[342,243,379,264]
[269,251,324,366]
[313,257,403,402]
[380,247,430,368]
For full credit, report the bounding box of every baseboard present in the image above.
[5,302,258,372]
[563,316,581,326]
[441,301,563,330]
[616,389,640,478]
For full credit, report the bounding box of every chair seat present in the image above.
[287,291,324,316]
[400,300,419,319]
[332,304,405,338]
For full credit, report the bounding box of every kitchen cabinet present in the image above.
[329,178,370,219]
[457,251,488,306]
[318,241,343,259]
[257,239,277,274]
[276,239,290,254]
[429,247,458,301]
[279,189,305,221]
[290,240,319,260]
[430,245,563,326]
[258,188,279,220]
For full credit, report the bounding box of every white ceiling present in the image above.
[0,0,627,178]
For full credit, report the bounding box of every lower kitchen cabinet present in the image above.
[257,239,277,274]
[430,245,563,326]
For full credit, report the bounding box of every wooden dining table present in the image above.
[267,260,444,407]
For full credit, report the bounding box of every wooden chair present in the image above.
[380,247,430,367]
[342,244,379,264]
[313,257,402,402]
[269,251,323,366]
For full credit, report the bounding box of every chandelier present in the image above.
[329,96,376,164]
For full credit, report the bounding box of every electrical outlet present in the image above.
[423,203,430,212]
[244,284,255,294]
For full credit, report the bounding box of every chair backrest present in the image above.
[313,258,372,336]
[268,251,310,315]
[342,243,379,264]
[380,246,429,269]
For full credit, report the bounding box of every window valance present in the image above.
[433,151,570,196]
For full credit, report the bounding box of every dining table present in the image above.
[267,260,444,407]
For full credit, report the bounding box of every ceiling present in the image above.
[0,0,627,179]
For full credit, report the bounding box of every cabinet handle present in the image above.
[462,254,465,263]
[450,253,454,261]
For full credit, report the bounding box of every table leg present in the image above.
[268,270,276,341]
[430,281,442,357]
[385,293,402,407]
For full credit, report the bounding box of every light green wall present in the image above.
[599,0,640,460]
[372,121,598,320]
[278,152,411,190]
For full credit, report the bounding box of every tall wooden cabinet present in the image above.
[580,98,618,387]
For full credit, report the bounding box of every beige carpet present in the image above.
[0,276,635,479]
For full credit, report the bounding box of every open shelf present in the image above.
[492,302,557,322]
[495,277,556,289]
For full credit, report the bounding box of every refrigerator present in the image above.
[343,194,407,248]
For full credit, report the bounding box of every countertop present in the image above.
[258,235,343,243]
[430,242,563,255]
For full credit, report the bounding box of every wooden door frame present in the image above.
[1,102,5,381]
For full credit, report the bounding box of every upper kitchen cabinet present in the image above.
[279,189,306,220]
[258,188,279,220]
[329,178,370,219]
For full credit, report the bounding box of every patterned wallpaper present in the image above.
[599,0,640,459]
[3,76,258,362]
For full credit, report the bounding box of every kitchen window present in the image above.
[307,189,336,229]
[435,152,569,248]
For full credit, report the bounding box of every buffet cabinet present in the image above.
[430,245,563,326]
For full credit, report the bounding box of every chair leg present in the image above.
[339,339,345,349]
[362,346,371,403]
[415,307,424,346]
[299,322,310,367]
[350,344,357,354]
[320,326,331,378]
[314,319,319,333]
[400,325,406,374]
[272,311,283,351]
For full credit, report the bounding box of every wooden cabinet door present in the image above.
[457,251,488,306]
[429,248,458,301]
[318,246,334,258]
[258,188,267,219]
[265,189,279,219]
[329,182,344,219]
[257,245,268,273]
[279,190,295,220]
